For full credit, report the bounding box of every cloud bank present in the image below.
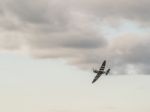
[0,0,150,74]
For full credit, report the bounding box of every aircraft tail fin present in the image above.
[106,69,110,75]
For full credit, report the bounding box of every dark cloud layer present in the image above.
[0,0,150,74]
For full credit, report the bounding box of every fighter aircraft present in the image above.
[92,60,110,83]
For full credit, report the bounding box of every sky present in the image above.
[0,0,150,112]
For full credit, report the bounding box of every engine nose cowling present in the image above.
[93,69,99,73]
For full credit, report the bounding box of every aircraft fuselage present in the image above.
[92,60,110,83]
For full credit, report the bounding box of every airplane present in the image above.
[92,60,110,84]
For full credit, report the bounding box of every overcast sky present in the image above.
[0,0,150,74]
[0,0,150,112]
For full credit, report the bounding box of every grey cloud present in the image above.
[69,0,150,24]
[6,0,49,24]
[124,39,150,73]
[24,30,105,49]
[62,34,106,49]
[65,35,150,74]
[1,0,70,33]
[3,0,150,27]
[62,38,102,49]
[0,0,150,74]
[107,35,150,74]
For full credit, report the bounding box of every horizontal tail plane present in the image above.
[106,68,110,75]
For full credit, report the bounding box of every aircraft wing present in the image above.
[92,73,103,83]
[99,60,106,71]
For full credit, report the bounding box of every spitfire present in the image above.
[92,60,110,83]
